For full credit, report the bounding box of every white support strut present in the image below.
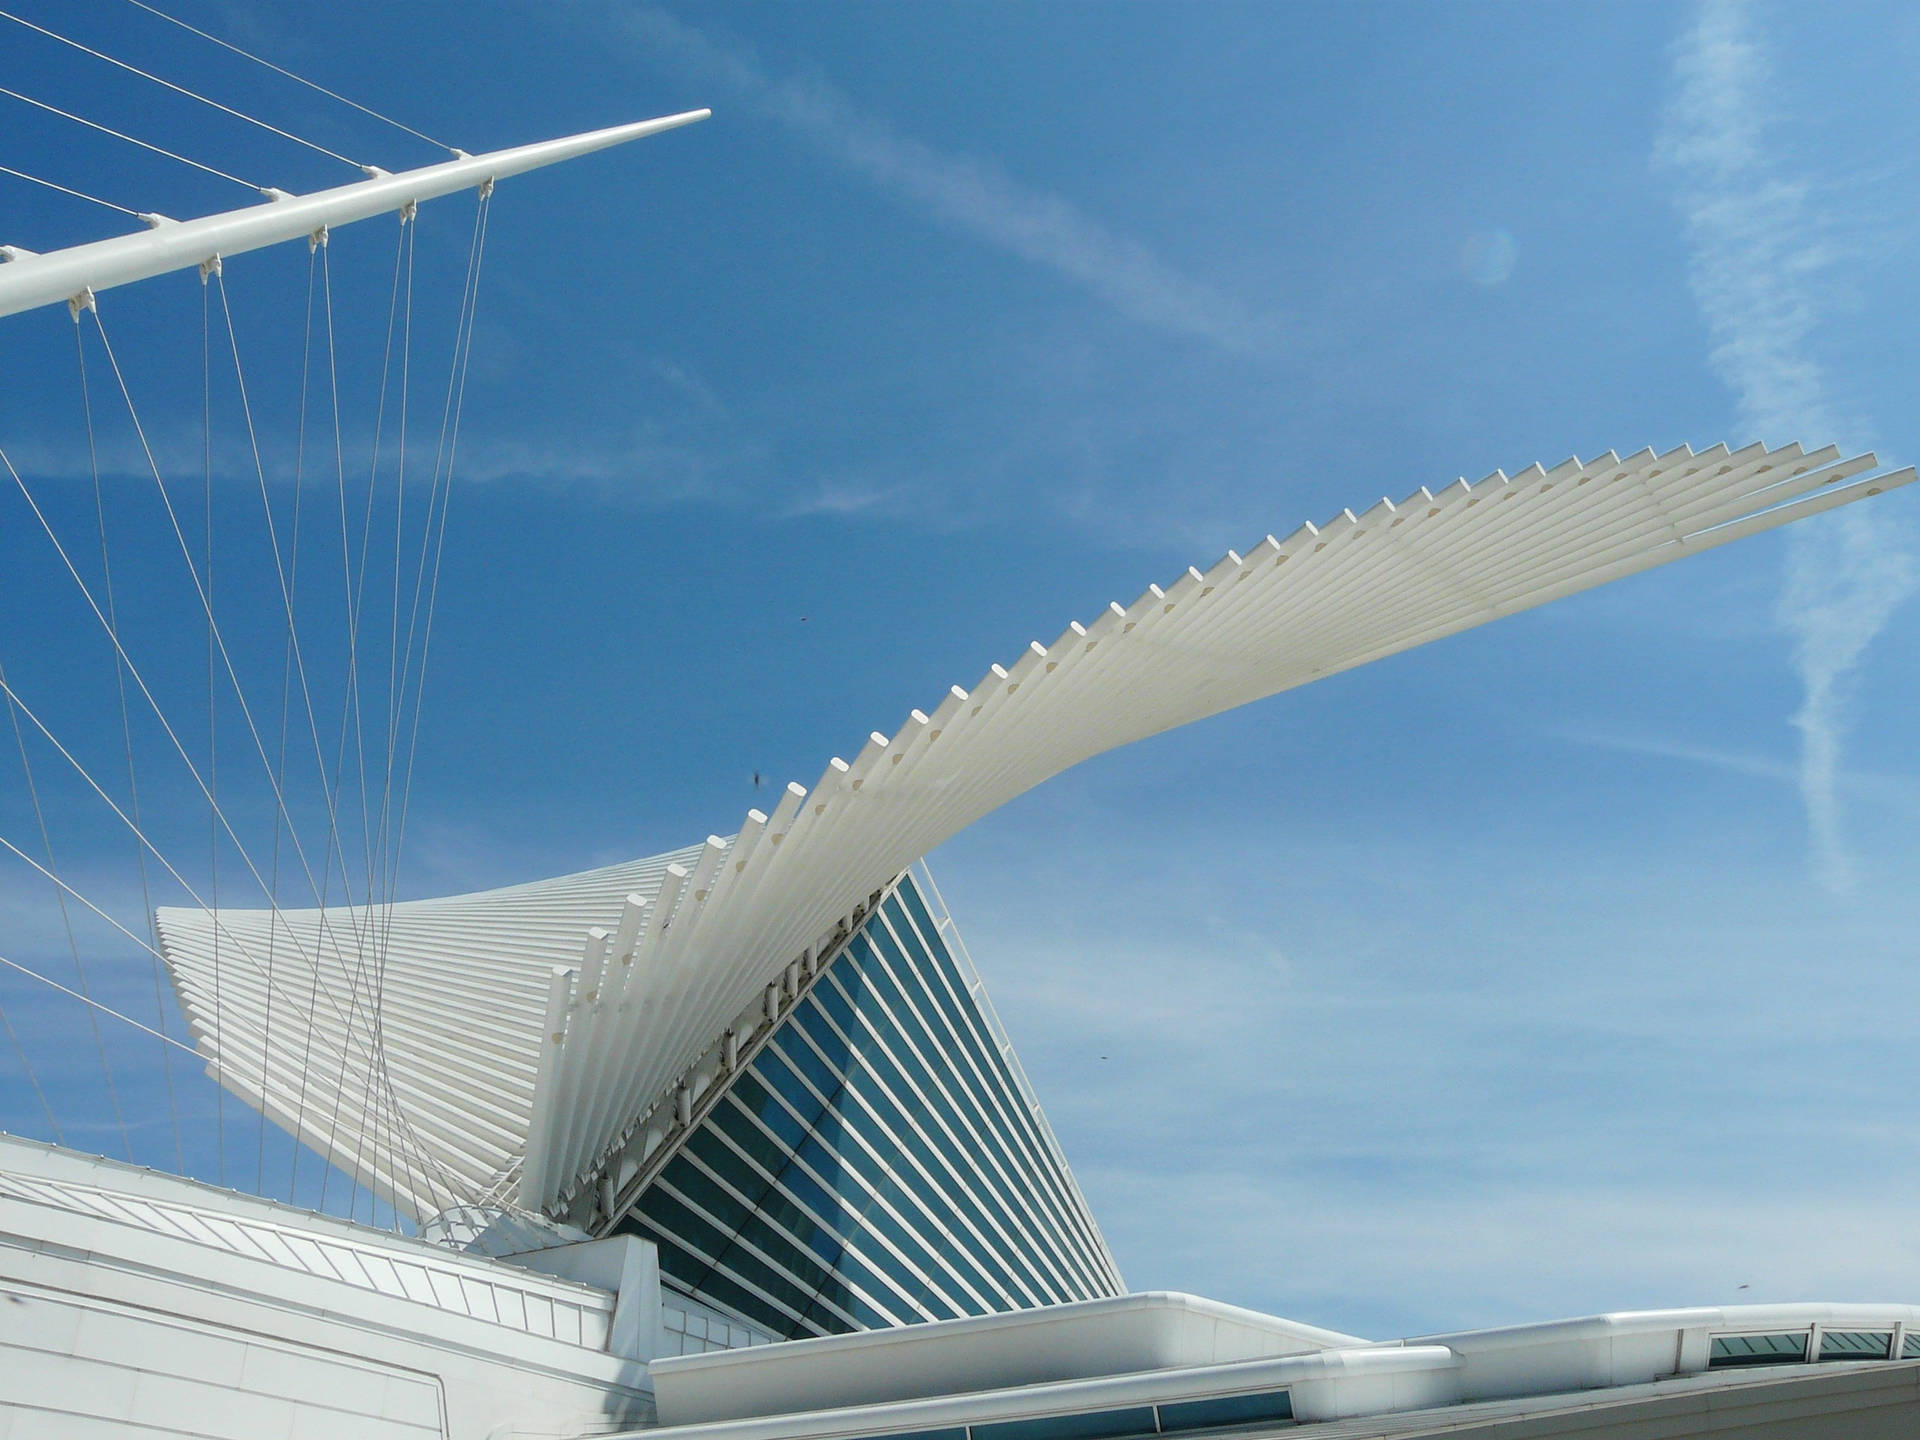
[0,108,709,320]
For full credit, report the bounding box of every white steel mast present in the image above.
[0,108,709,320]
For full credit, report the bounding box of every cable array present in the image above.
[0,34,682,1228]
[0,81,260,190]
[0,181,498,1228]
[0,1,459,234]
[0,7,363,169]
[119,0,454,154]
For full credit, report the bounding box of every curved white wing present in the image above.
[158,442,1915,1217]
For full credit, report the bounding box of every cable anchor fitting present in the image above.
[67,287,95,322]
[309,224,329,252]
[399,199,418,225]
[198,254,222,284]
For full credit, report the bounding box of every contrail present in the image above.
[627,7,1271,354]
[1655,0,1916,892]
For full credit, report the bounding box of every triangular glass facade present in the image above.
[615,869,1121,1338]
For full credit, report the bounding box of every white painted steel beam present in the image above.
[157,442,1916,1219]
[0,109,708,320]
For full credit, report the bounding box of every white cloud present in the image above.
[643,357,729,419]
[779,479,910,521]
[626,7,1272,354]
[1654,0,1918,892]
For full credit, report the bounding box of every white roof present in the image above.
[158,442,1914,1218]
[640,1294,1920,1437]
[652,1290,1368,1424]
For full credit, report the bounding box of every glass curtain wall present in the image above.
[615,870,1121,1338]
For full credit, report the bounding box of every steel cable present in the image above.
[73,316,183,1172]
[119,0,456,154]
[0,82,261,191]
[0,7,362,170]
[0,161,141,215]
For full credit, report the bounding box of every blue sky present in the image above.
[2,0,1919,1339]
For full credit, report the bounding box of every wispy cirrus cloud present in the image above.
[1654,0,1918,893]
[626,7,1272,354]
[1550,725,1920,817]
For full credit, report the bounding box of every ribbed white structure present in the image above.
[158,441,1914,1219]
[157,845,708,1217]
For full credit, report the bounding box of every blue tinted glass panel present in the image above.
[780,1018,847,1095]
[1157,1390,1294,1431]
[837,952,1067,1267]
[972,1408,1159,1440]
[712,1093,793,1175]
[887,890,1105,1266]
[812,974,864,1033]
[794,1061,1021,1308]
[819,972,1067,1301]
[1819,1330,1892,1361]
[821,1006,981,1197]
[870,916,1027,1168]
[645,1179,821,1323]
[900,903,1053,1145]
[1710,1333,1808,1367]
[638,1167,731,1250]
[814,1011,1048,1303]
[862,911,1100,1293]
[675,1153,841,1298]
[620,1209,807,1338]
[892,881,945,966]
[730,1040,972,1319]
[642,1164,875,1332]
[633,1216,706,1291]
[747,1053,824,1136]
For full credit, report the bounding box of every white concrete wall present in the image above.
[660,1291,778,1357]
[0,1137,655,1439]
[0,1278,445,1439]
